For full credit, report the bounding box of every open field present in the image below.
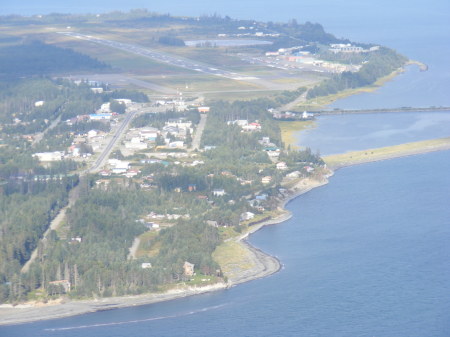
[213,241,255,278]
[135,231,160,258]
[324,137,450,168]
[137,73,263,92]
[203,89,281,101]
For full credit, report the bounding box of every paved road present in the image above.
[58,32,259,82]
[88,107,139,173]
[279,90,308,111]
[190,113,207,151]
[32,115,62,146]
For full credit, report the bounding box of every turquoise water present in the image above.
[1,1,450,336]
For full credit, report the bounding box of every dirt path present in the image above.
[279,90,308,111]
[21,184,80,273]
[190,113,207,151]
[127,237,141,260]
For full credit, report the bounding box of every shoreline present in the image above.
[2,144,448,326]
[323,137,450,170]
[0,176,329,327]
[0,60,439,327]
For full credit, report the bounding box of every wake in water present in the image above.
[44,303,227,331]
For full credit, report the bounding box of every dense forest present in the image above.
[0,41,109,78]
[307,47,407,99]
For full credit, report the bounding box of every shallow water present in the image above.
[296,111,450,155]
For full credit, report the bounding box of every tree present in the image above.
[110,100,126,114]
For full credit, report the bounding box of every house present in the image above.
[213,189,226,197]
[48,280,71,293]
[140,127,159,141]
[286,170,301,178]
[111,160,130,174]
[141,263,152,269]
[125,138,147,150]
[162,125,180,136]
[168,141,184,148]
[261,176,272,184]
[276,162,288,170]
[99,170,111,176]
[114,98,132,106]
[227,119,248,127]
[125,169,140,178]
[183,261,195,276]
[198,106,210,113]
[260,137,271,145]
[329,43,364,53]
[166,118,192,129]
[95,179,111,189]
[301,111,313,119]
[87,130,98,138]
[267,150,280,158]
[240,211,255,221]
[70,237,82,243]
[90,87,104,93]
[34,101,45,107]
[206,220,218,227]
[99,102,111,112]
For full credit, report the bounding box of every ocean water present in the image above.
[296,111,450,155]
[1,1,450,336]
[2,151,449,337]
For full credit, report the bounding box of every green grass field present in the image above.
[324,137,450,168]
[279,120,316,148]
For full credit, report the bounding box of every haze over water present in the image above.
[1,1,450,336]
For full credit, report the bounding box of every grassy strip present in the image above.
[279,120,316,149]
[324,137,450,168]
[213,241,256,278]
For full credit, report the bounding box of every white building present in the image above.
[114,98,132,106]
[168,141,184,148]
[125,137,147,150]
[89,113,112,121]
[166,118,192,129]
[33,152,64,162]
[213,189,226,196]
[261,176,272,184]
[276,162,288,170]
[240,211,255,221]
[99,102,111,113]
[87,130,98,138]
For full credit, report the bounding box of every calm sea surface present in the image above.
[1,1,450,336]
